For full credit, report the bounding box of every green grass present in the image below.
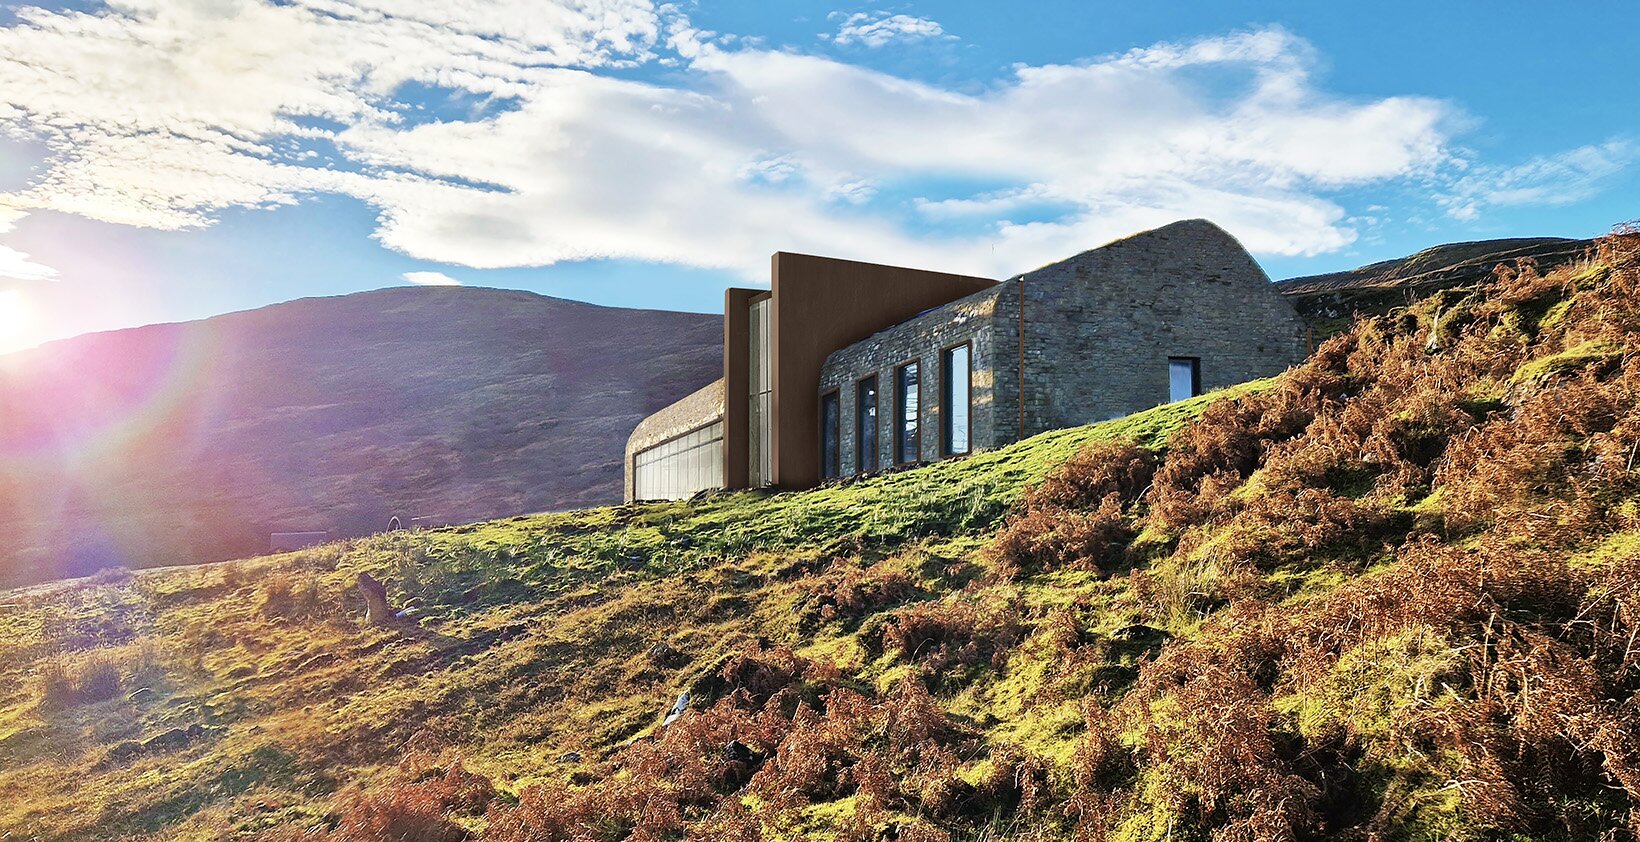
[1510,339,1624,384]
[0,384,1255,842]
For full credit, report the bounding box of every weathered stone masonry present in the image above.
[819,285,1007,472]
[818,219,1308,474]
[628,218,1308,498]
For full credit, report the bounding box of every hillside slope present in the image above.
[0,287,721,587]
[2,231,1639,841]
[1277,235,1593,336]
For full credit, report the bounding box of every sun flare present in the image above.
[0,288,40,355]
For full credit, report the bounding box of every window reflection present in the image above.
[634,421,724,500]
[942,345,970,455]
[856,376,878,473]
[896,362,920,464]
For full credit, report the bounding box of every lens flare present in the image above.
[0,319,224,577]
[0,288,39,354]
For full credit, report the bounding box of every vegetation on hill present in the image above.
[1276,235,1592,338]
[2,229,1638,841]
[0,287,721,587]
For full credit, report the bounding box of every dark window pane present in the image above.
[897,363,920,464]
[857,376,878,473]
[942,345,971,455]
[821,392,841,480]
[1169,357,1201,403]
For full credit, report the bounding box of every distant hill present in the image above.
[4,232,1636,841]
[1277,236,1595,335]
[0,287,720,586]
[0,234,1607,588]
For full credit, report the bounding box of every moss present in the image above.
[1568,530,1640,572]
[14,233,1640,842]
[1510,339,1624,384]
[1275,627,1464,746]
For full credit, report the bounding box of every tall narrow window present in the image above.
[1169,357,1202,403]
[942,344,971,456]
[748,297,773,486]
[895,361,920,464]
[856,375,879,474]
[820,390,841,480]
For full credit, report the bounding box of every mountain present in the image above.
[0,287,721,587]
[2,231,1636,840]
[0,234,1608,591]
[1277,235,1595,335]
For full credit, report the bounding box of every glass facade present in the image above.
[633,421,725,501]
[820,391,841,480]
[1169,357,1201,403]
[748,297,773,486]
[856,376,878,473]
[896,362,920,464]
[942,344,971,455]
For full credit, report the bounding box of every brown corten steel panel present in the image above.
[768,252,995,490]
[722,288,761,490]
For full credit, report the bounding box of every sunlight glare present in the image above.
[0,288,40,355]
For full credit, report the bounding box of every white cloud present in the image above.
[830,11,951,48]
[1439,139,1635,222]
[0,244,54,282]
[0,5,1478,281]
[0,207,56,282]
[402,270,462,286]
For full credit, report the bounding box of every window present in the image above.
[820,390,841,480]
[748,297,773,486]
[634,421,724,501]
[942,344,971,456]
[1169,357,1202,403]
[895,361,921,464]
[856,376,879,473]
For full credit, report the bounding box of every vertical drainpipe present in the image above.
[1016,275,1026,442]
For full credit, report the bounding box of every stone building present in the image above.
[625,219,1307,501]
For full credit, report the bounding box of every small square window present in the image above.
[1168,357,1201,403]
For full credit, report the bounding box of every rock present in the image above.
[357,572,395,626]
[558,751,582,763]
[661,692,690,727]
[644,642,676,665]
[723,740,762,765]
[394,607,424,620]
[127,687,154,702]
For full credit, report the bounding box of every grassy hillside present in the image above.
[3,229,1639,841]
[0,287,721,587]
[1276,235,1592,338]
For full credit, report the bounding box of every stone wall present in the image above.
[1009,219,1307,433]
[819,286,1007,474]
[816,219,1308,472]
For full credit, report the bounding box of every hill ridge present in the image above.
[2,231,1637,840]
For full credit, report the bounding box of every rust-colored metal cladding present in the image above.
[722,288,761,490]
[762,253,996,490]
[631,256,990,501]
[627,219,1309,502]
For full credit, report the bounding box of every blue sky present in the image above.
[0,0,1634,353]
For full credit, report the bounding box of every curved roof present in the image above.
[625,378,725,459]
